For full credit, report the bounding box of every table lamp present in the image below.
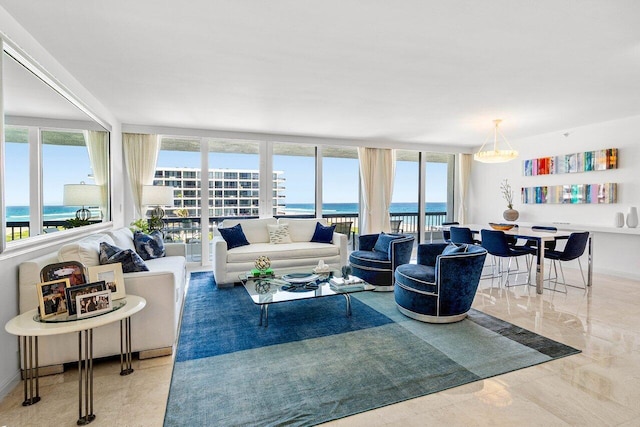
[63,182,102,220]
[142,185,174,229]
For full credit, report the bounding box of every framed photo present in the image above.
[37,278,71,319]
[87,263,126,300]
[76,290,112,318]
[65,281,106,316]
[40,261,87,286]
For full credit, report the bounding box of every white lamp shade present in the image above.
[63,183,102,206]
[142,185,174,206]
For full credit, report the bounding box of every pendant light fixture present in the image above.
[473,119,518,163]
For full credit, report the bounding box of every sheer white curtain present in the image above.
[358,147,396,234]
[123,133,161,218]
[457,153,472,224]
[84,130,109,218]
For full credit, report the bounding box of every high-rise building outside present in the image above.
[153,167,285,217]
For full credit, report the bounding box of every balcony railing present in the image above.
[6,212,449,256]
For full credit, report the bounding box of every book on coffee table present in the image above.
[329,276,365,292]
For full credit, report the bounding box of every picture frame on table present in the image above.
[65,281,107,316]
[87,263,126,300]
[40,261,87,286]
[36,278,71,319]
[76,290,112,318]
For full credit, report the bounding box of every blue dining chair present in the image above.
[449,226,479,245]
[524,225,558,253]
[441,222,459,243]
[480,229,533,286]
[543,231,589,290]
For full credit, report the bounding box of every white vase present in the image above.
[627,207,638,228]
[614,212,624,228]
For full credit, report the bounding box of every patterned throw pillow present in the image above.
[218,223,250,250]
[373,232,403,253]
[133,230,166,260]
[99,242,149,273]
[442,243,468,255]
[310,222,336,244]
[267,224,292,244]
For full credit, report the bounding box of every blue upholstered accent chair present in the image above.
[394,243,487,323]
[349,233,415,291]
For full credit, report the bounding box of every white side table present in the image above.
[5,295,146,425]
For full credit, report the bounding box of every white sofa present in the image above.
[212,218,347,286]
[18,228,187,371]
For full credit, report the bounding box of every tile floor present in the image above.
[1,266,639,426]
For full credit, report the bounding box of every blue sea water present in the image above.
[6,205,79,222]
[285,202,447,214]
[6,202,446,222]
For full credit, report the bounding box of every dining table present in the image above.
[446,224,592,294]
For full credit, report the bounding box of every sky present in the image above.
[4,143,448,206]
[5,142,93,205]
[157,150,448,204]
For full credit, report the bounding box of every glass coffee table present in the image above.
[239,272,374,327]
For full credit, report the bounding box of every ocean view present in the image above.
[6,202,447,222]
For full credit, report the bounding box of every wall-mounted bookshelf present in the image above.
[521,183,617,204]
[523,148,617,176]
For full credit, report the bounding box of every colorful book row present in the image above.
[521,183,617,204]
[523,148,617,176]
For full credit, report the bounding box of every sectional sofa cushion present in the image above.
[267,224,292,244]
[58,234,115,267]
[134,230,166,260]
[107,227,136,251]
[442,243,469,255]
[219,224,251,250]
[310,222,336,244]
[220,217,277,243]
[373,232,403,254]
[99,241,149,273]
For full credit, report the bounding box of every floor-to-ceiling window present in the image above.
[392,150,420,236]
[208,139,261,218]
[322,146,360,244]
[424,153,455,242]
[273,142,316,216]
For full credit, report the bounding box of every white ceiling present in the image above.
[1,0,639,148]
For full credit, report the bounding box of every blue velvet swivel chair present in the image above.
[349,233,415,291]
[394,243,487,323]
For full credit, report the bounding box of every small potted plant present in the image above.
[501,179,519,221]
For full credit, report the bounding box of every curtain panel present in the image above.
[122,133,161,218]
[84,130,109,218]
[457,153,472,224]
[358,147,396,235]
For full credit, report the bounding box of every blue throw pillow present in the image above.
[99,242,149,273]
[219,223,250,250]
[134,230,166,260]
[442,243,468,255]
[310,222,336,244]
[373,232,403,253]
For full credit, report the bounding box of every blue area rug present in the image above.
[164,271,580,426]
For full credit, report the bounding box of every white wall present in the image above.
[469,114,640,279]
[0,9,124,399]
